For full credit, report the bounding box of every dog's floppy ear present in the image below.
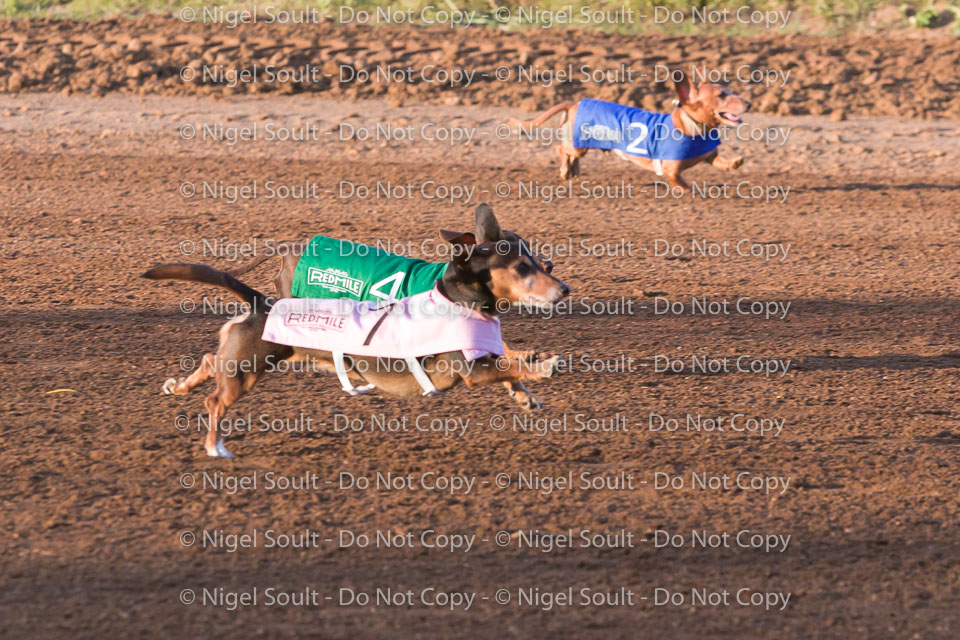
[439,229,476,245]
[673,69,697,105]
[474,204,502,244]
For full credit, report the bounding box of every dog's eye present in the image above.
[514,262,532,277]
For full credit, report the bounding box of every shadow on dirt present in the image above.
[795,354,960,371]
[804,182,960,192]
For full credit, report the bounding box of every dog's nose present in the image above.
[560,283,571,297]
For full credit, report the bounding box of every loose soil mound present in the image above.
[1,16,958,118]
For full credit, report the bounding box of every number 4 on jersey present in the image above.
[369,271,406,301]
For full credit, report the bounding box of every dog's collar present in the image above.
[677,108,707,137]
[437,276,497,317]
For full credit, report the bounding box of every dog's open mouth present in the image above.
[718,111,743,124]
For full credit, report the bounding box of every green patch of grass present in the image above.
[0,0,953,34]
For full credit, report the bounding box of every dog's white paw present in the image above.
[205,441,235,458]
[538,355,563,379]
[345,384,376,396]
[162,378,178,395]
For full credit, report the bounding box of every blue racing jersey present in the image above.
[572,98,721,161]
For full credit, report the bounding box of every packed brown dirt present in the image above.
[1,17,959,118]
[2,18,960,640]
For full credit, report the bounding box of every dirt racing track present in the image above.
[2,18,960,640]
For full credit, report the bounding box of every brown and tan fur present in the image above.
[222,224,556,411]
[143,205,571,458]
[509,70,752,191]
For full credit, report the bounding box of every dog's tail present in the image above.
[225,243,303,277]
[142,263,268,308]
[225,252,276,277]
[508,103,575,131]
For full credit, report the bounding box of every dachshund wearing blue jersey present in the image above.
[510,70,751,191]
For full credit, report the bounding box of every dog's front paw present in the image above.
[521,392,543,410]
[537,355,563,379]
[162,378,179,395]
[510,383,543,410]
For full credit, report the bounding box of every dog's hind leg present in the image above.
[557,145,573,179]
[202,366,270,457]
[163,352,216,395]
[198,312,286,457]
[203,377,244,458]
[557,145,586,180]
